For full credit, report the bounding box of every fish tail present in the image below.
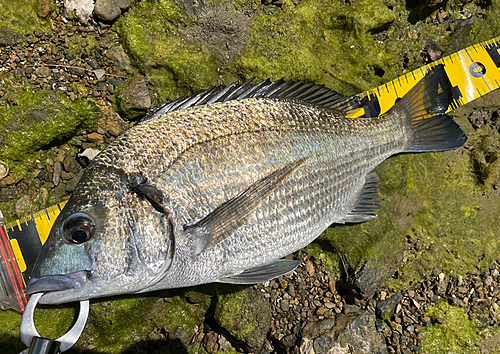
[392,64,466,152]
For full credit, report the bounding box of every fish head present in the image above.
[27,168,173,304]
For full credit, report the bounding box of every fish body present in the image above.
[28,66,466,304]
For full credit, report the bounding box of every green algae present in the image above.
[0,0,51,35]
[421,299,499,354]
[215,286,257,340]
[237,0,399,95]
[0,74,100,162]
[114,0,219,103]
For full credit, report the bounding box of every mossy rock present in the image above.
[0,73,100,162]
[215,286,271,352]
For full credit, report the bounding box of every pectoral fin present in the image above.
[185,158,308,255]
[217,259,300,284]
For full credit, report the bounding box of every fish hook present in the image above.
[20,293,89,353]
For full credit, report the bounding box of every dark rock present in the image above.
[109,78,127,87]
[116,77,151,120]
[351,260,398,299]
[302,318,336,339]
[65,170,84,192]
[69,66,86,76]
[336,312,388,354]
[0,27,24,47]
[94,0,122,22]
[63,154,82,174]
[376,293,402,321]
[215,286,272,352]
[65,52,75,61]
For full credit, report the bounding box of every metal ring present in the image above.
[20,293,90,352]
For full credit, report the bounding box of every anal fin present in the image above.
[339,173,380,223]
[217,259,300,284]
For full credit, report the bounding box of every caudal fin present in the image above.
[392,64,467,152]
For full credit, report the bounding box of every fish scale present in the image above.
[145,110,405,289]
[27,66,467,304]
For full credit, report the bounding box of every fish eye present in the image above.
[63,213,95,244]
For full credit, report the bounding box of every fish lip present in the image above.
[27,271,88,303]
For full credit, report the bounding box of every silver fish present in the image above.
[28,65,465,304]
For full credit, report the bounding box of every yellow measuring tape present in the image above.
[345,36,500,118]
[1,36,500,308]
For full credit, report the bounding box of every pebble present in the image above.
[0,161,8,180]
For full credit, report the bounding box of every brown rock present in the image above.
[204,331,219,354]
[87,132,104,142]
[36,0,53,18]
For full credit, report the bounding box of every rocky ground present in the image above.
[1,0,500,353]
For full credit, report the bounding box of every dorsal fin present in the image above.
[141,79,353,122]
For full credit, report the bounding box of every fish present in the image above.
[27,65,466,304]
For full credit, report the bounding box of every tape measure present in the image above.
[1,36,500,312]
[345,36,500,118]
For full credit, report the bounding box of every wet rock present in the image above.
[35,66,51,78]
[336,312,388,354]
[115,77,151,120]
[0,171,23,188]
[376,293,402,322]
[94,0,122,22]
[0,27,23,47]
[351,261,397,299]
[302,318,336,339]
[215,286,272,352]
[115,0,131,10]
[36,0,53,18]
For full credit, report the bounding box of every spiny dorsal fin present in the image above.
[184,158,308,255]
[142,79,352,122]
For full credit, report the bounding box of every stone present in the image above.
[15,195,32,216]
[63,154,82,174]
[36,0,53,18]
[64,0,94,21]
[116,78,151,120]
[0,27,23,47]
[35,66,51,78]
[302,318,336,339]
[0,161,8,180]
[336,312,388,354]
[94,0,122,22]
[53,161,63,185]
[376,293,402,322]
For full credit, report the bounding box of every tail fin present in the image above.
[391,64,467,152]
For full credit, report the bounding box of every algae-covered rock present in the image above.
[0,0,52,34]
[0,73,100,161]
[215,286,271,352]
[421,299,499,353]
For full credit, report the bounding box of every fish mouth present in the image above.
[27,271,88,304]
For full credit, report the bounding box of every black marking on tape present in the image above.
[485,41,500,68]
[7,219,43,282]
